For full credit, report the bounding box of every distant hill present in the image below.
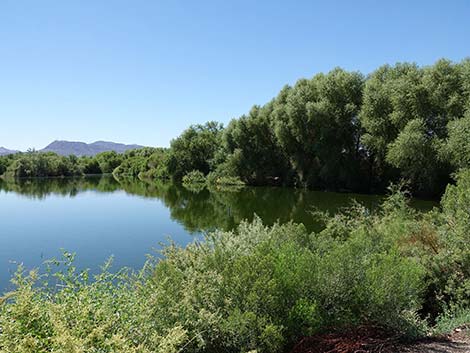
[0,147,19,156]
[40,140,144,156]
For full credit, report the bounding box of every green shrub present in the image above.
[3,179,470,352]
[1,211,428,352]
[140,163,171,180]
[0,259,188,353]
[207,171,245,186]
[182,170,207,185]
[4,153,83,178]
[423,170,470,314]
[434,307,470,335]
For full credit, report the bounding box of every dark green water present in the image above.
[0,176,437,291]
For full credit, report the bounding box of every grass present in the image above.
[434,308,470,336]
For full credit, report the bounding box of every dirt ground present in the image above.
[400,329,470,353]
[290,326,470,353]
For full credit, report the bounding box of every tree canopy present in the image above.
[2,58,470,196]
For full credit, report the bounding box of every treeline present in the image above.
[2,58,470,196]
[122,58,470,196]
[0,152,83,178]
[0,148,160,179]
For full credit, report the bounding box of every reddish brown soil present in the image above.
[290,326,470,353]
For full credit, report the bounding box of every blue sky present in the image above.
[1,0,469,151]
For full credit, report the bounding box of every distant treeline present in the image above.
[2,58,470,196]
[0,148,162,179]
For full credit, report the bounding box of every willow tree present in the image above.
[360,59,467,194]
[222,103,291,185]
[272,68,365,189]
[445,112,470,169]
[166,121,224,180]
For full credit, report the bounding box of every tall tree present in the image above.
[273,68,364,189]
[444,112,470,169]
[361,60,467,193]
[167,121,224,180]
[223,103,291,185]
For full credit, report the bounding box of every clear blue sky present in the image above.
[1,0,469,151]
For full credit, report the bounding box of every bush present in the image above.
[423,170,470,315]
[0,156,14,176]
[207,171,245,187]
[0,258,188,353]
[4,153,83,178]
[182,170,207,185]
[1,202,430,352]
[3,177,470,352]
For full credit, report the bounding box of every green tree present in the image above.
[223,103,291,185]
[360,59,467,193]
[4,152,82,178]
[422,59,466,137]
[360,63,427,181]
[166,121,224,180]
[0,155,14,176]
[273,68,365,188]
[386,119,443,193]
[444,112,470,169]
[95,151,123,174]
[79,156,102,174]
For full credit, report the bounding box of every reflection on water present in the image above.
[0,176,437,234]
[0,176,121,200]
[0,176,437,290]
[116,178,384,234]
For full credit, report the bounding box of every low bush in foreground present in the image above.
[1,171,470,353]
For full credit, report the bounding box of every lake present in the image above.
[0,176,437,292]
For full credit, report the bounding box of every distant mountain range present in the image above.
[0,147,19,156]
[0,141,144,157]
[41,140,144,156]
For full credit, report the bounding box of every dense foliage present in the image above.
[144,58,470,196]
[0,152,83,178]
[1,58,469,352]
[166,122,224,180]
[1,170,469,352]
[0,148,165,180]
[113,148,168,178]
[2,59,469,196]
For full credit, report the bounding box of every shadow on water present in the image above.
[0,175,439,291]
[0,175,438,234]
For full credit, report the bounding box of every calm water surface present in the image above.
[0,176,437,291]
